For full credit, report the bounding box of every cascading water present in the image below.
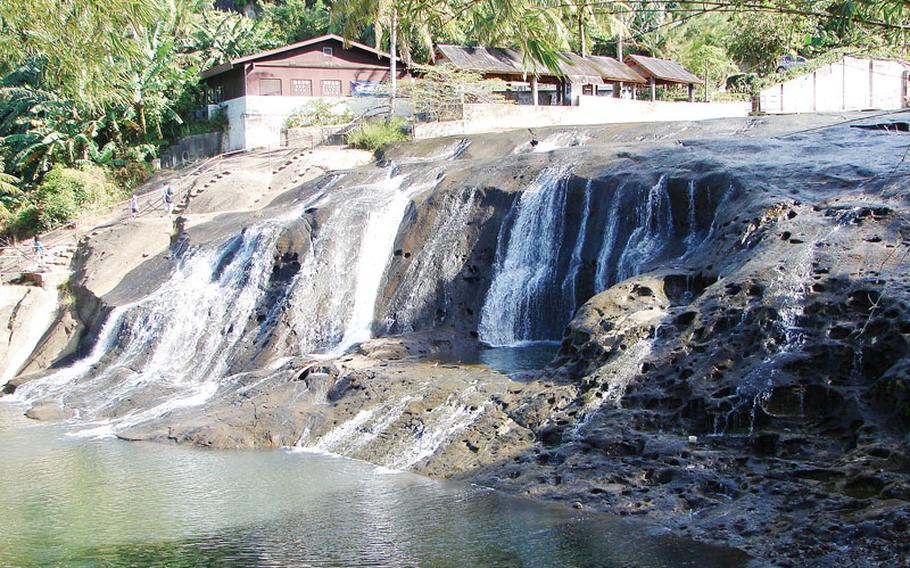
[381,189,480,333]
[479,167,572,346]
[14,217,292,433]
[593,184,624,292]
[561,180,592,321]
[616,175,673,282]
[14,166,440,433]
[285,169,441,354]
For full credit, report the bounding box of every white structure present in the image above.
[413,98,752,139]
[209,97,410,151]
[758,56,910,114]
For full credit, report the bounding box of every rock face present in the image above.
[5,114,910,567]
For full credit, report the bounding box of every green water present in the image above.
[0,402,749,567]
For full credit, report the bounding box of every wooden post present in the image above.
[614,81,622,98]
[650,77,656,101]
[531,76,539,106]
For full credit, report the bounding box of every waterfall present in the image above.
[381,189,479,333]
[561,180,593,320]
[684,180,700,250]
[616,175,672,282]
[335,176,427,352]
[286,171,439,354]
[14,217,292,431]
[478,167,571,346]
[593,184,624,292]
[13,167,436,431]
[386,388,485,470]
[569,337,654,438]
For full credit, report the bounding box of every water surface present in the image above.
[0,402,749,568]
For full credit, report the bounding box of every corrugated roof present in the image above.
[557,52,606,84]
[626,54,701,84]
[587,55,647,83]
[202,34,401,80]
[435,45,531,76]
[437,44,652,85]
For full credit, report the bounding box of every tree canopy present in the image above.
[0,0,907,236]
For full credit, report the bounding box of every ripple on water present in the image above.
[0,402,750,567]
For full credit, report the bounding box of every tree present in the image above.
[332,0,459,114]
[726,11,812,73]
[260,0,335,44]
[0,0,162,109]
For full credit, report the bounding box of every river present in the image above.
[0,402,750,568]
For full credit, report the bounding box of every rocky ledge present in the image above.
[6,113,910,567]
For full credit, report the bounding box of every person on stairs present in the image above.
[162,183,174,216]
[131,193,139,220]
[32,235,46,270]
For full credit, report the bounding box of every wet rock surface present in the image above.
[6,113,910,567]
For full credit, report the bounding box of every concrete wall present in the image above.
[161,132,223,168]
[214,95,413,151]
[759,57,910,114]
[413,97,751,139]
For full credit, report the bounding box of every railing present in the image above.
[0,149,248,278]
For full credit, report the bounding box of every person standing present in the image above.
[162,183,174,216]
[130,193,139,220]
[32,235,46,268]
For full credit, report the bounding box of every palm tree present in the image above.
[332,0,452,115]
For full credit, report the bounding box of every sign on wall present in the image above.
[351,81,383,97]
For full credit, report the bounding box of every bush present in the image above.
[287,100,353,128]
[8,205,40,238]
[178,109,228,138]
[34,165,122,230]
[111,160,153,191]
[726,73,758,94]
[345,118,409,152]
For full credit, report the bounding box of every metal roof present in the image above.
[437,44,649,84]
[625,54,702,85]
[557,52,606,84]
[435,45,532,76]
[587,55,647,83]
[201,34,401,80]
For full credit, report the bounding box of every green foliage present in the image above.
[178,109,229,138]
[32,165,123,232]
[8,205,40,238]
[287,100,354,128]
[726,12,811,74]
[260,0,334,44]
[726,73,759,94]
[345,118,410,151]
[110,161,153,192]
[683,45,737,99]
[191,9,282,70]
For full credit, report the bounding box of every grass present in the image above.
[345,118,410,152]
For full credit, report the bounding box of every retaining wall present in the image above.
[413,98,752,139]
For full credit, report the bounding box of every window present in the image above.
[259,78,282,96]
[208,85,224,104]
[322,47,333,57]
[291,79,312,96]
[321,79,342,96]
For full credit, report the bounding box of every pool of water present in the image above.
[432,342,561,376]
[0,402,749,568]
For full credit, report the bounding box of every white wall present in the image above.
[759,57,910,114]
[213,96,413,151]
[413,98,752,139]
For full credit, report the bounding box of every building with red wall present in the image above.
[201,34,408,150]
